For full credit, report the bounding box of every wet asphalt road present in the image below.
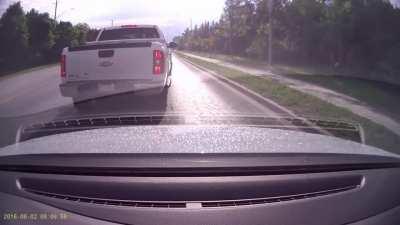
[0,54,286,147]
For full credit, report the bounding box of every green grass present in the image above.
[0,63,58,81]
[283,74,400,121]
[185,50,350,77]
[176,52,400,154]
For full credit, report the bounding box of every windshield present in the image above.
[98,27,160,41]
[0,0,399,156]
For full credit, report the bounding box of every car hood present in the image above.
[0,125,398,158]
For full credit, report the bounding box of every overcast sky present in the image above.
[1,0,399,40]
[0,0,226,40]
[2,0,400,26]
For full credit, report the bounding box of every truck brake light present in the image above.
[61,55,66,78]
[153,50,164,75]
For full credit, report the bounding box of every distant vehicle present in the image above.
[59,25,177,103]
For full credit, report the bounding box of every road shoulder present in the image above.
[176,54,296,117]
[175,51,400,154]
[180,51,400,138]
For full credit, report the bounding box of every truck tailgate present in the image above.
[65,41,159,81]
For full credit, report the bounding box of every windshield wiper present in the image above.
[17,115,363,143]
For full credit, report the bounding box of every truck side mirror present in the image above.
[168,42,178,49]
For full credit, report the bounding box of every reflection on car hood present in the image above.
[17,115,364,144]
[0,125,397,158]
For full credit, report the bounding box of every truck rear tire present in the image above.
[72,98,80,105]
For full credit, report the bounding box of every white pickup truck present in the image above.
[59,25,177,103]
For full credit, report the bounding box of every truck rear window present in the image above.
[98,28,159,41]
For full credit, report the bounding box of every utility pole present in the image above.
[111,20,114,26]
[54,0,58,22]
[228,9,233,55]
[268,0,273,67]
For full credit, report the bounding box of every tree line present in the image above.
[0,2,99,73]
[175,0,400,77]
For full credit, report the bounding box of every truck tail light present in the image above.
[61,55,66,78]
[153,50,164,75]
